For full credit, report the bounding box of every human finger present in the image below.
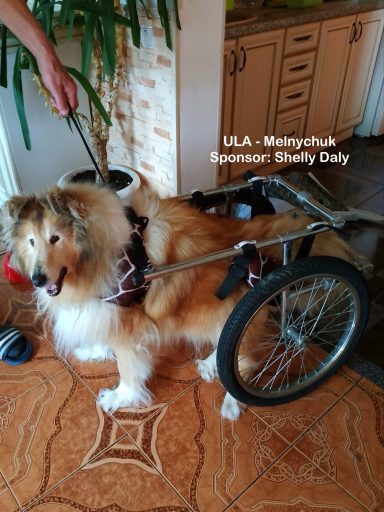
[65,80,78,112]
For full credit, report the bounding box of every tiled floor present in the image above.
[1,135,384,511]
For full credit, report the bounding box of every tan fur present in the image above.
[2,183,363,417]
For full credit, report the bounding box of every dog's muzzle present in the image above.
[32,267,68,296]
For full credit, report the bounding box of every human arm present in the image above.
[0,0,78,115]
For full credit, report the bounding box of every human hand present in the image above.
[37,52,78,116]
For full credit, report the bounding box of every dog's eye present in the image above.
[29,239,34,247]
[50,235,60,245]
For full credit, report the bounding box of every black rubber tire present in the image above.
[217,256,370,406]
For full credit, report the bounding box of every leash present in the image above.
[67,109,106,184]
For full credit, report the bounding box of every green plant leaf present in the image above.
[13,48,31,150]
[114,12,132,28]
[39,0,53,37]
[174,0,181,30]
[157,0,172,50]
[127,0,141,49]
[101,0,116,75]
[67,10,76,38]
[65,116,73,132]
[0,25,8,88]
[138,0,151,19]
[59,0,72,25]
[81,12,96,77]
[65,66,112,126]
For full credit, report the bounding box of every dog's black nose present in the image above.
[31,272,47,287]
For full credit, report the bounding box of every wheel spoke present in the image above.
[231,266,363,399]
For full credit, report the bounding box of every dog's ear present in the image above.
[3,195,30,223]
[46,187,87,228]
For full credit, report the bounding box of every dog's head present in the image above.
[3,187,89,296]
[2,184,131,298]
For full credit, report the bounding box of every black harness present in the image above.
[102,207,151,307]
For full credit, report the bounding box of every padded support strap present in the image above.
[216,244,258,300]
[242,171,275,217]
[296,235,315,260]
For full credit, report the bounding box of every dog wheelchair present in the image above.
[134,174,371,406]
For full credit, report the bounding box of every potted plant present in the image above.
[0,0,180,197]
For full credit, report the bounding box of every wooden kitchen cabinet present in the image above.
[218,39,237,185]
[220,8,383,184]
[220,30,284,182]
[336,10,384,132]
[306,10,384,139]
[305,15,355,139]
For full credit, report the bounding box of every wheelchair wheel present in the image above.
[217,256,370,406]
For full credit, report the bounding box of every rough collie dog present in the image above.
[2,183,361,419]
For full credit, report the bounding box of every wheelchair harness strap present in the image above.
[216,244,270,300]
[102,207,151,307]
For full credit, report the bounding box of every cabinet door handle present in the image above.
[239,46,247,72]
[289,64,308,72]
[286,91,303,100]
[229,49,237,76]
[349,22,356,44]
[293,34,312,42]
[355,21,363,42]
[283,130,296,137]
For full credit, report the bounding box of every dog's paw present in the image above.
[97,383,152,413]
[196,357,218,382]
[221,393,246,421]
[73,345,115,361]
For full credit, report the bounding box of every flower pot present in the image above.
[57,164,141,201]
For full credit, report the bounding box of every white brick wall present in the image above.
[108,10,176,193]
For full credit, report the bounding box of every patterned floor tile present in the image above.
[228,447,368,512]
[247,367,360,445]
[128,379,291,512]
[72,345,201,433]
[0,474,19,512]
[0,291,54,345]
[0,369,125,508]
[24,435,192,511]
[294,378,384,511]
[0,331,67,403]
[0,290,67,402]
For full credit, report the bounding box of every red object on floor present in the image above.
[4,252,30,284]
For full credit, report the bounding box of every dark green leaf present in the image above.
[0,25,7,88]
[127,0,141,48]
[13,48,31,150]
[67,10,75,38]
[174,0,181,30]
[114,12,132,28]
[65,66,112,126]
[138,0,151,19]
[65,116,73,132]
[157,0,172,50]
[81,12,96,77]
[59,0,72,25]
[101,0,116,75]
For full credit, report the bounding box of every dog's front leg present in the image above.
[97,308,158,413]
[98,343,153,413]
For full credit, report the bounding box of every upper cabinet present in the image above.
[307,10,384,138]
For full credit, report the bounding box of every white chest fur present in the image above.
[50,299,118,356]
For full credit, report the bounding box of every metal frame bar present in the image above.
[139,175,345,285]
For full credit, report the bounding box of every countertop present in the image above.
[225,0,384,39]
